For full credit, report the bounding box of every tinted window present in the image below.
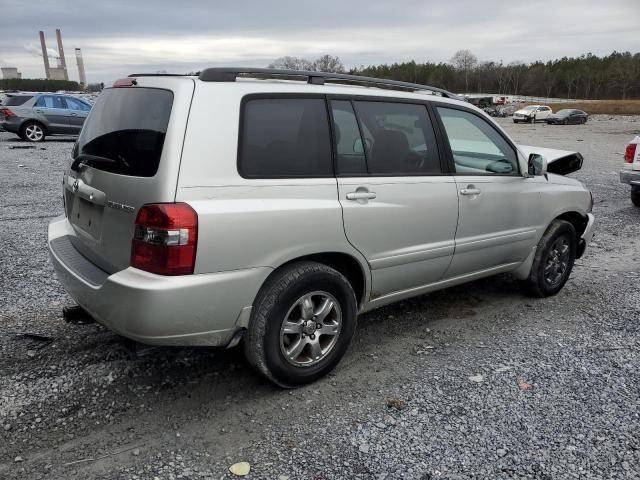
[240,98,332,178]
[331,100,367,175]
[36,96,66,109]
[5,95,33,106]
[437,107,519,175]
[65,97,91,111]
[353,101,441,175]
[74,88,173,177]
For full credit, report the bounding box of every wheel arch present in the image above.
[20,118,48,135]
[258,252,370,310]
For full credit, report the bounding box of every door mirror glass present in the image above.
[528,153,547,176]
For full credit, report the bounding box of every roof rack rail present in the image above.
[198,67,460,99]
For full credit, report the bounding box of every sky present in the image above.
[1,0,638,85]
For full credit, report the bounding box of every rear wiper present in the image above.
[70,153,116,171]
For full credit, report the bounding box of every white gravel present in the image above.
[0,116,639,479]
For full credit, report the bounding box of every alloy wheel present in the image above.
[25,124,44,142]
[279,291,342,366]
[544,235,571,286]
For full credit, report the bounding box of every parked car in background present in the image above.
[49,68,595,387]
[620,136,640,207]
[0,93,92,142]
[513,105,553,123]
[546,109,588,125]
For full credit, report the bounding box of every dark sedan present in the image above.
[546,109,588,125]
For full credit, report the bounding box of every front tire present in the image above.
[21,121,46,142]
[522,220,577,297]
[632,186,640,207]
[244,261,357,387]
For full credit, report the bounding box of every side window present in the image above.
[437,107,519,176]
[35,97,46,107]
[352,101,441,175]
[331,100,367,175]
[239,98,332,178]
[66,97,90,111]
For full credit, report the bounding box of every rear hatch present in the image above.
[64,76,195,273]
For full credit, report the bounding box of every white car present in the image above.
[513,105,553,123]
[620,136,640,207]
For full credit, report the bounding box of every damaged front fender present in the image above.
[518,145,583,175]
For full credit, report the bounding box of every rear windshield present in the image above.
[5,95,33,106]
[74,88,173,177]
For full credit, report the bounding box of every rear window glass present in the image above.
[74,88,173,177]
[239,98,332,178]
[5,95,33,106]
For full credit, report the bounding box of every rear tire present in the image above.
[632,187,640,207]
[20,121,46,142]
[244,261,357,388]
[522,220,577,298]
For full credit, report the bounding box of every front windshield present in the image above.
[522,106,537,111]
[556,109,572,115]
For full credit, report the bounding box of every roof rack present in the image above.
[197,67,460,99]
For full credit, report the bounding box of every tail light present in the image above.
[0,108,16,118]
[131,203,198,275]
[624,143,637,163]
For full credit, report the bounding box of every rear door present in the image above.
[64,77,195,272]
[333,98,458,298]
[34,95,73,133]
[63,96,91,132]
[434,104,544,278]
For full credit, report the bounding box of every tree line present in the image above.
[270,51,640,100]
[0,78,81,92]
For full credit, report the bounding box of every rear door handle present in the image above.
[460,188,481,196]
[346,191,377,200]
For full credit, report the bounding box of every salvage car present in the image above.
[546,109,588,125]
[48,68,595,387]
[0,93,91,142]
[620,136,640,207]
[513,105,553,123]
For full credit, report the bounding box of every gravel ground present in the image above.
[1,116,639,480]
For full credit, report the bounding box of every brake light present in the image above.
[113,78,137,87]
[131,203,198,275]
[624,143,637,163]
[0,108,15,118]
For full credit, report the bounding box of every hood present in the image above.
[517,145,583,175]
[514,109,533,115]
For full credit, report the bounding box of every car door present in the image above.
[332,98,459,298]
[434,104,545,278]
[538,106,552,120]
[33,95,73,133]
[64,97,91,132]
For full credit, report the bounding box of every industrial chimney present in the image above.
[55,28,69,81]
[39,31,51,79]
[75,48,86,86]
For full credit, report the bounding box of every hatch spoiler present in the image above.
[517,145,583,175]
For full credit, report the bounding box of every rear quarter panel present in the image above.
[176,83,370,282]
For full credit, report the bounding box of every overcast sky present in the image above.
[1,0,638,84]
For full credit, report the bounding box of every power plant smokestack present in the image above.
[75,48,86,86]
[39,31,51,79]
[55,28,68,81]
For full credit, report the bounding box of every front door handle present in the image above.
[460,187,481,196]
[346,191,377,201]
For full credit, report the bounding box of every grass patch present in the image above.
[546,100,640,115]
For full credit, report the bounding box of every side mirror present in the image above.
[528,153,547,176]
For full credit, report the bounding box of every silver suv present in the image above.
[48,69,595,387]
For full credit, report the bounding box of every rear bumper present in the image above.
[620,169,640,186]
[0,118,20,133]
[48,216,272,346]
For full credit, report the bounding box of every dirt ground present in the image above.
[1,115,639,479]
